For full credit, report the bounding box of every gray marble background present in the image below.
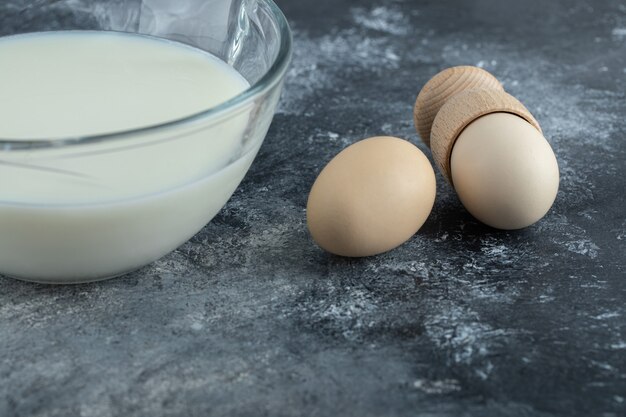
[1,0,625,416]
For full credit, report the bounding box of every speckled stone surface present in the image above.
[1,0,625,416]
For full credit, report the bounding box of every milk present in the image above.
[0,31,268,282]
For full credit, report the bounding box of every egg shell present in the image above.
[451,113,559,230]
[306,136,436,257]
[430,88,541,183]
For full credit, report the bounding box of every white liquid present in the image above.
[0,31,266,282]
[0,31,248,139]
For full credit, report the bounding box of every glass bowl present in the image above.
[0,0,292,283]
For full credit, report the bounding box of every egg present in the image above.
[306,136,436,257]
[450,113,559,229]
[414,66,560,230]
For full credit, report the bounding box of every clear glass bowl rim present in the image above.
[0,0,292,150]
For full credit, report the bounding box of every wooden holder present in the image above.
[430,89,542,183]
[413,66,503,146]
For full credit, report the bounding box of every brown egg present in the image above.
[306,136,436,257]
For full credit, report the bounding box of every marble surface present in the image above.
[1,0,625,416]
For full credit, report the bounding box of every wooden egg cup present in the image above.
[413,66,542,183]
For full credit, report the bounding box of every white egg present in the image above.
[450,112,559,229]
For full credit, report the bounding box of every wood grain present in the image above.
[413,66,503,146]
[430,89,542,183]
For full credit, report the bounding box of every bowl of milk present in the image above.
[0,0,291,283]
